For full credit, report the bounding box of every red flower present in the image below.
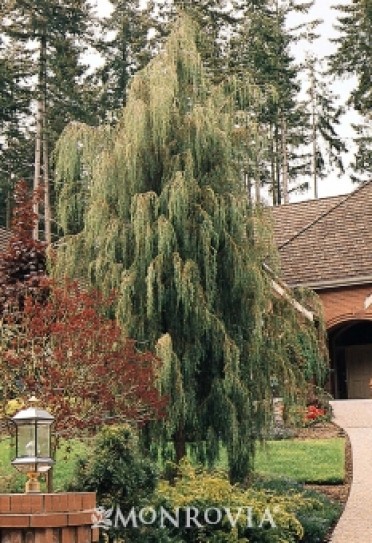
[305,405,326,421]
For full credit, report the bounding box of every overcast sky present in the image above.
[92,0,358,201]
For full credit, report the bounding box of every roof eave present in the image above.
[287,275,372,291]
[263,263,314,322]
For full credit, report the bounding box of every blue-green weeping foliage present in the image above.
[53,15,328,482]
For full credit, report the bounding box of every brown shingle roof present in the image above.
[271,194,346,247]
[271,182,372,288]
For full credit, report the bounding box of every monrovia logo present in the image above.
[91,506,114,530]
[91,505,278,530]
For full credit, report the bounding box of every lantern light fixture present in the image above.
[11,396,55,493]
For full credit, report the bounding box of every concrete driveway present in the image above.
[330,400,372,542]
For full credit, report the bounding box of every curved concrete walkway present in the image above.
[330,400,372,542]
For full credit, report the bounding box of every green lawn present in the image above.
[254,438,345,484]
[0,435,345,491]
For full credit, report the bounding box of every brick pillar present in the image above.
[0,493,98,543]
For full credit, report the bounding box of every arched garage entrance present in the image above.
[329,320,372,399]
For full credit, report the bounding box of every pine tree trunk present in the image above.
[312,118,317,199]
[33,100,43,240]
[281,116,289,204]
[42,101,51,244]
[33,34,47,240]
[310,65,318,199]
[270,123,277,205]
[274,123,281,205]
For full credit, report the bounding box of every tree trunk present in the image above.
[42,101,51,244]
[33,100,43,240]
[253,125,261,204]
[33,34,47,240]
[270,124,277,205]
[281,115,289,204]
[310,63,318,199]
[274,122,281,205]
[174,426,186,463]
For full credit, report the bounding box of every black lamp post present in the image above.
[11,397,55,493]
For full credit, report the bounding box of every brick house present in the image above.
[272,181,372,399]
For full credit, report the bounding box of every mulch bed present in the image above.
[294,422,352,505]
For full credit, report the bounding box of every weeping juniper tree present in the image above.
[53,15,326,483]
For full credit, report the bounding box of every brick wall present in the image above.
[0,493,98,543]
[317,284,372,329]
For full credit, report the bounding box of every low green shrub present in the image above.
[69,428,342,543]
[103,462,341,543]
[253,477,342,543]
[68,424,158,509]
[153,461,306,542]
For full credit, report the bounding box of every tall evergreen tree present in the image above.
[350,119,372,184]
[54,16,326,482]
[329,0,371,184]
[229,0,316,204]
[330,0,371,114]
[2,0,95,241]
[93,0,156,122]
[0,38,33,226]
[303,56,346,198]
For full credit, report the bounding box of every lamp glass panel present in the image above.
[18,423,36,457]
[37,423,51,457]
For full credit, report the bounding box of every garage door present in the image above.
[346,345,372,399]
